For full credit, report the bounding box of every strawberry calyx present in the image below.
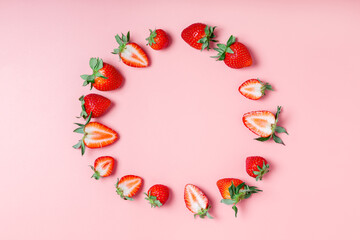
[144,191,162,208]
[253,162,270,181]
[115,178,134,201]
[79,95,88,119]
[194,205,213,219]
[80,58,108,90]
[212,35,236,60]
[220,181,262,217]
[112,32,130,56]
[198,25,217,51]
[72,112,92,155]
[258,78,274,96]
[255,106,289,145]
[89,165,101,180]
[145,29,157,46]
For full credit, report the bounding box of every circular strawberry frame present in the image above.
[73,24,288,219]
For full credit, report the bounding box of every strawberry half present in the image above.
[73,113,119,155]
[144,184,170,208]
[89,156,115,180]
[184,184,213,219]
[246,156,269,181]
[212,35,252,69]
[239,79,273,100]
[243,106,288,145]
[79,94,111,119]
[146,29,169,50]
[181,23,217,51]
[115,175,143,200]
[81,58,123,91]
[112,32,149,68]
[217,178,261,217]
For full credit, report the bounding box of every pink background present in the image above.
[1,0,360,239]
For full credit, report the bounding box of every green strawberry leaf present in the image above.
[221,199,236,205]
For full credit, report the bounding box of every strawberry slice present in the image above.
[112,32,149,68]
[184,184,213,219]
[73,113,119,155]
[243,106,288,145]
[239,78,273,100]
[217,178,261,217]
[115,175,143,200]
[89,156,115,180]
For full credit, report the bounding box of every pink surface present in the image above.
[1,0,360,239]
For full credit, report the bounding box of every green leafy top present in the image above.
[198,25,218,51]
[80,58,108,90]
[253,161,270,181]
[115,178,134,201]
[145,29,157,46]
[220,181,262,217]
[255,106,289,145]
[112,32,130,56]
[258,78,274,95]
[212,35,236,60]
[89,165,101,180]
[194,205,213,219]
[144,191,162,208]
[72,112,92,156]
[78,95,88,119]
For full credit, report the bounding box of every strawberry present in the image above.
[115,175,143,200]
[184,184,213,219]
[112,32,149,68]
[81,58,123,91]
[246,156,269,181]
[212,35,252,69]
[146,29,169,50]
[243,106,288,145]
[181,23,217,51]
[217,178,261,217]
[239,78,273,100]
[144,184,170,208]
[79,94,111,119]
[73,113,119,155]
[89,156,115,180]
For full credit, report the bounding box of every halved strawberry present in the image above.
[239,79,273,100]
[217,178,261,217]
[112,32,149,68]
[89,156,115,180]
[246,156,269,181]
[79,94,111,119]
[73,113,119,155]
[115,175,143,200]
[184,184,213,219]
[243,106,288,145]
[144,184,170,208]
[81,58,123,91]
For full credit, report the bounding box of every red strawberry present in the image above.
[81,58,123,91]
[181,23,217,51]
[89,156,115,180]
[243,106,288,144]
[146,29,169,50]
[246,156,269,181]
[73,113,119,155]
[217,178,261,217]
[239,79,273,100]
[115,175,143,200]
[213,35,252,69]
[79,94,111,119]
[144,184,170,208]
[184,184,213,219]
[112,32,149,68]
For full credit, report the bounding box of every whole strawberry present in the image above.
[217,178,261,217]
[89,156,115,180]
[146,29,169,50]
[213,35,252,69]
[112,32,149,68]
[246,156,269,181]
[79,94,111,119]
[181,23,217,51]
[145,184,170,208]
[81,58,123,91]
